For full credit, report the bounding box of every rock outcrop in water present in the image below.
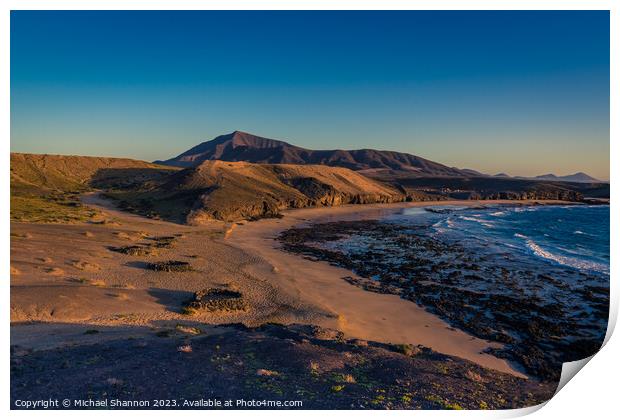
[278,219,609,381]
[467,190,583,201]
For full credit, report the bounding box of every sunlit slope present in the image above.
[10,153,177,223]
[109,160,406,223]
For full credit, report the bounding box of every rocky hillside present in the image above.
[373,175,607,201]
[109,160,406,223]
[12,152,604,225]
[156,131,468,176]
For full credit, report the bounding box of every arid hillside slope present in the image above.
[10,153,177,223]
[11,152,605,225]
[11,153,175,191]
[109,160,406,223]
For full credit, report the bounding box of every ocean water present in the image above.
[283,203,610,377]
[390,204,610,276]
[284,204,610,380]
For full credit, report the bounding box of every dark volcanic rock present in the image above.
[146,260,193,272]
[278,220,609,381]
[10,323,556,409]
[183,288,248,313]
[108,245,156,256]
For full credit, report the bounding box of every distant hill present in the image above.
[111,160,405,223]
[533,172,602,183]
[156,131,469,177]
[496,172,603,184]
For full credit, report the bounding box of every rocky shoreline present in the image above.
[278,218,609,381]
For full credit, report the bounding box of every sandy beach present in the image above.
[11,198,574,371]
[10,196,578,408]
[226,199,577,377]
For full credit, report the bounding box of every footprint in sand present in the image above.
[107,292,129,300]
[114,231,131,240]
[67,277,102,286]
[114,231,147,241]
[69,260,101,271]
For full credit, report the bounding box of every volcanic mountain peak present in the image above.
[156,131,468,177]
[230,130,290,146]
[157,131,295,167]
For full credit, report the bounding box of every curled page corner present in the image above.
[508,307,617,416]
[498,401,549,418]
[554,355,595,396]
[602,291,618,348]
[551,299,617,399]
[499,354,599,418]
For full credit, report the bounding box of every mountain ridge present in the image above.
[532,172,602,183]
[496,172,603,184]
[156,131,469,177]
[157,131,604,183]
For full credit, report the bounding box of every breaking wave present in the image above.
[524,237,608,274]
[459,216,495,227]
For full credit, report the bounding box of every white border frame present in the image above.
[2,2,616,420]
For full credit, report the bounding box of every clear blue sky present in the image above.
[11,11,609,179]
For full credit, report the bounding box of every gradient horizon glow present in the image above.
[10,11,610,180]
